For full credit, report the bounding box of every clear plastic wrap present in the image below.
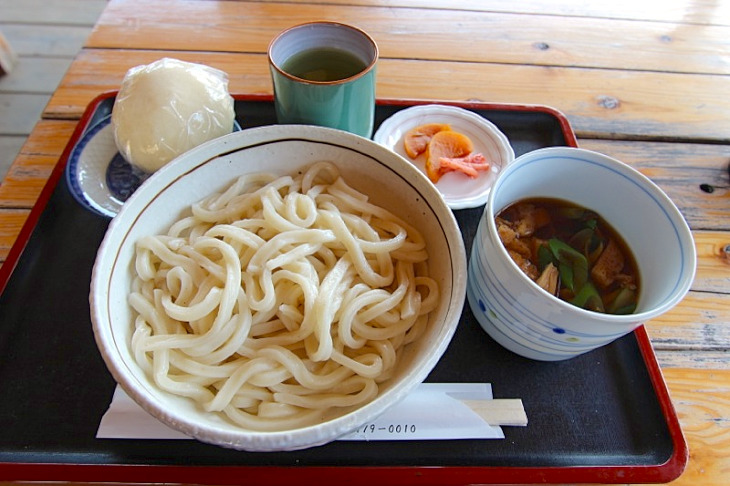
[111,58,235,173]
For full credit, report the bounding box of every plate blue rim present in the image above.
[65,116,242,219]
[65,114,117,218]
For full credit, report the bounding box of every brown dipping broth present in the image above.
[496,198,640,315]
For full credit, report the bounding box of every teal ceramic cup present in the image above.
[268,22,378,138]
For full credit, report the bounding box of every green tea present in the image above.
[282,47,368,82]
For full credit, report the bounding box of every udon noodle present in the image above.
[129,161,439,431]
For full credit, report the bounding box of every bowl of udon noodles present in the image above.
[89,124,467,451]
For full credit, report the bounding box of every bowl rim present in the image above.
[89,123,467,451]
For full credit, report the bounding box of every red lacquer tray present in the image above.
[0,93,687,485]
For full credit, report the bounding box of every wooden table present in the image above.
[0,1,728,484]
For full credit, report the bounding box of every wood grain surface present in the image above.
[42,48,730,143]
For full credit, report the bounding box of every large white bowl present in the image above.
[89,124,467,451]
[467,147,696,361]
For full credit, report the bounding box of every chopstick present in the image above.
[461,398,528,427]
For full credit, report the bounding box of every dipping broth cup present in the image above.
[268,21,378,138]
[467,147,696,361]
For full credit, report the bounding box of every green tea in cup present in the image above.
[268,22,378,138]
[281,47,368,82]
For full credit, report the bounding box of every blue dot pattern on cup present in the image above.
[467,261,607,360]
[466,213,627,361]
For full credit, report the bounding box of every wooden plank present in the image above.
[0,24,94,57]
[0,208,30,260]
[692,231,730,294]
[0,135,24,183]
[0,119,75,200]
[0,57,71,93]
[657,349,730,368]
[645,291,730,352]
[242,0,730,26]
[0,119,75,266]
[660,367,730,485]
[4,119,76,157]
[88,0,730,75]
[3,0,730,27]
[45,49,730,142]
[0,93,47,135]
[579,139,730,231]
[0,154,61,208]
[0,0,108,25]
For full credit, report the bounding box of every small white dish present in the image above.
[373,104,515,209]
[66,115,148,218]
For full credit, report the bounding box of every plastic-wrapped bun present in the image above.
[111,58,235,173]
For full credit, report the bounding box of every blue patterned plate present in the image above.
[66,115,241,218]
[65,115,148,218]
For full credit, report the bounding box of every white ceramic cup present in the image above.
[467,147,696,361]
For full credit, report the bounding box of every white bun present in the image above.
[111,58,235,173]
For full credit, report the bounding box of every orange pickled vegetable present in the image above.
[425,130,474,183]
[439,152,489,178]
[403,123,451,159]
